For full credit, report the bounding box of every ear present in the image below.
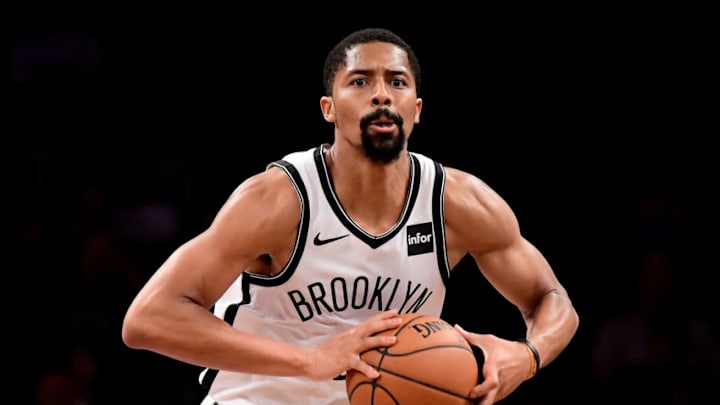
[320,96,335,122]
[414,98,423,124]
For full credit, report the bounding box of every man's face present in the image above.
[323,42,422,163]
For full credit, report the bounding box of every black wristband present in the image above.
[521,338,541,369]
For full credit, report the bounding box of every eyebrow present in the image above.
[347,68,410,77]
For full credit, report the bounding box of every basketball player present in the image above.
[122,27,580,405]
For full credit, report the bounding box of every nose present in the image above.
[371,82,391,106]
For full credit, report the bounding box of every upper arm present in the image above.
[444,168,563,313]
[136,166,301,309]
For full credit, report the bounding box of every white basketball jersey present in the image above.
[199,144,451,405]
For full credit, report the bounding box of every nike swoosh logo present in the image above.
[313,233,350,246]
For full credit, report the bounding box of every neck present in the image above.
[325,143,410,189]
[325,143,411,232]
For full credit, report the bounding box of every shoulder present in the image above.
[272,145,321,168]
[211,166,301,234]
[443,167,513,218]
[442,167,519,252]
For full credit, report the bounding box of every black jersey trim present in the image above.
[431,161,451,286]
[199,159,311,394]
[200,368,218,394]
[200,160,310,395]
[315,145,421,249]
[199,302,242,393]
[238,159,310,288]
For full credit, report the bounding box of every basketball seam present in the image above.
[369,344,472,357]
[370,366,474,401]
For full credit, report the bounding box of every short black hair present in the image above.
[322,28,421,96]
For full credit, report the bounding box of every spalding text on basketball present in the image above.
[411,320,452,338]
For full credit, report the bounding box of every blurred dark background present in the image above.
[6,8,718,405]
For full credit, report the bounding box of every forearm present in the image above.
[122,297,310,376]
[522,288,579,369]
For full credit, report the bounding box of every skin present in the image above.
[122,41,579,404]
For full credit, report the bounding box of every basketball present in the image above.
[346,312,479,405]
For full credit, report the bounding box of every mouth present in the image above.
[368,119,397,134]
[361,108,404,136]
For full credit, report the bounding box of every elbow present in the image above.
[557,289,580,337]
[562,297,581,340]
[121,309,151,350]
[571,306,580,335]
[121,316,141,349]
[554,288,580,336]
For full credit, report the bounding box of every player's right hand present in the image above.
[303,309,403,381]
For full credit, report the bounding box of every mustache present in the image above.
[360,108,404,129]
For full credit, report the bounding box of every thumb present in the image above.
[454,324,469,336]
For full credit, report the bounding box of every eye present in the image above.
[352,78,367,86]
[391,78,406,88]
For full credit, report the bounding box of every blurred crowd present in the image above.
[8,30,719,405]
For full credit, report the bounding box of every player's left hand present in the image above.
[454,325,532,405]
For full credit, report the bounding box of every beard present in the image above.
[359,108,406,164]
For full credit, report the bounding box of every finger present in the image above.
[477,393,497,405]
[353,360,381,379]
[358,334,397,354]
[363,310,403,335]
[370,308,400,321]
[454,324,483,347]
[454,323,470,337]
[473,380,497,405]
[469,378,495,399]
[470,383,493,398]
